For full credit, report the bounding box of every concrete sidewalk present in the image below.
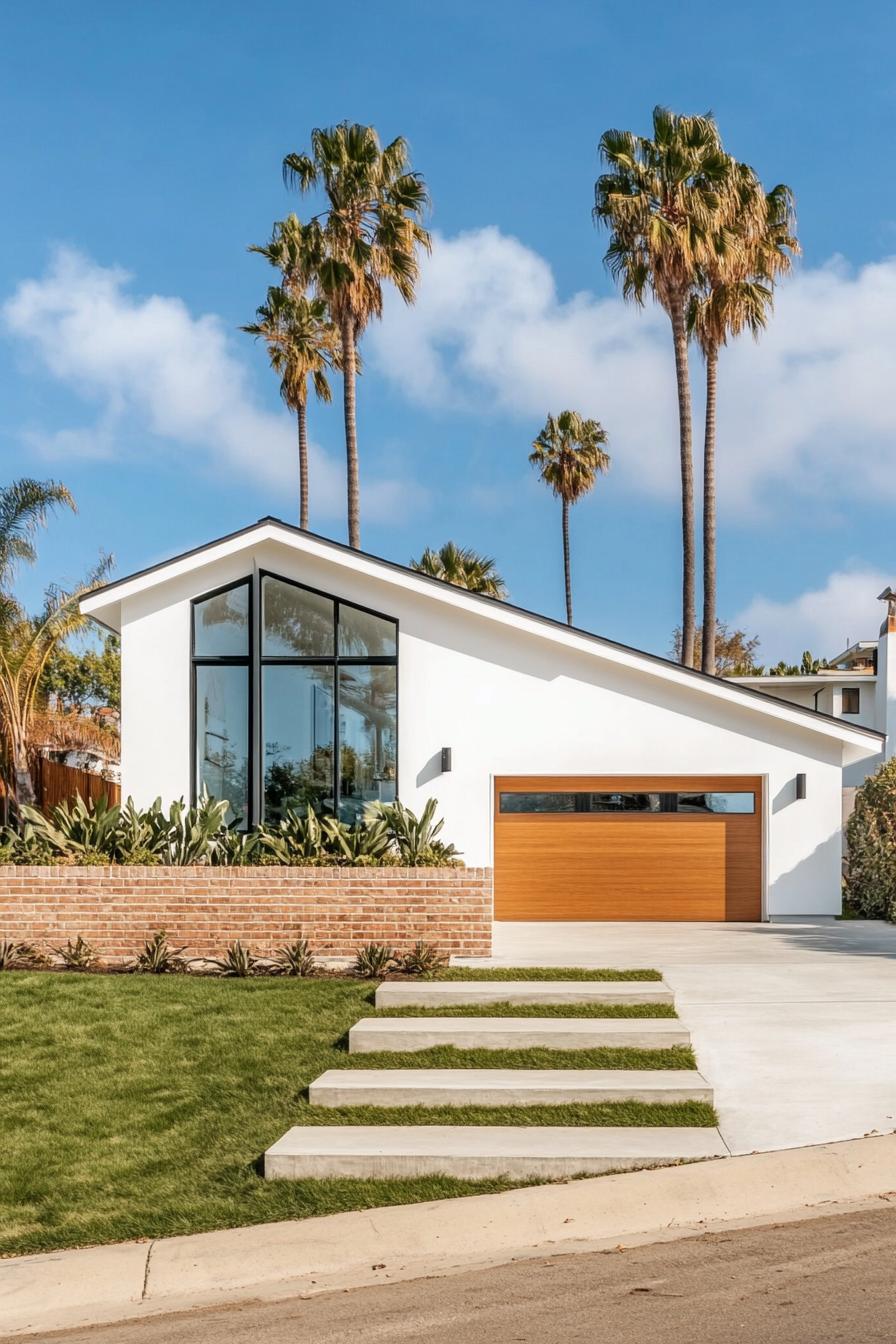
[486,919,896,1154]
[2,1135,896,1339]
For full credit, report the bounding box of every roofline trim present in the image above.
[81,516,886,750]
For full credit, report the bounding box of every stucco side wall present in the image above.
[118,541,850,918]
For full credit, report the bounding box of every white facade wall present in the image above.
[116,539,858,919]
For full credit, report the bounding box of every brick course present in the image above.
[0,866,493,961]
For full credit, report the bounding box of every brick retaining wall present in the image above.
[0,866,493,961]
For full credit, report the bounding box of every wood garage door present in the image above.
[494,775,762,921]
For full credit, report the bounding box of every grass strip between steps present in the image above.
[296,1099,717,1127]
[372,1002,677,1020]
[340,1044,698,1070]
[430,967,662,981]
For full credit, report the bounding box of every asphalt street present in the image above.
[30,1203,896,1344]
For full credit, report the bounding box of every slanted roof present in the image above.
[81,517,885,762]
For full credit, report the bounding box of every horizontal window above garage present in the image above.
[498,791,755,816]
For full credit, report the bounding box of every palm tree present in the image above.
[529,411,610,625]
[411,543,508,598]
[690,178,799,673]
[241,286,336,530]
[0,557,112,806]
[0,479,76,810]
[0,479,75,595]
[594,108,744,666]
[282,123,431,549]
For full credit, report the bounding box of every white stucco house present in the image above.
[728,590,896,792]
[81,518,884,923]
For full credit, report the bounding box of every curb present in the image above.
[2,1133,896,1338]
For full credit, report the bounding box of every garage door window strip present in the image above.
[499,791,755,815]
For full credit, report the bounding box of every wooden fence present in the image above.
[35,758,121,811]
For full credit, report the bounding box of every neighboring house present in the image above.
[729,590,896,794]
[81,519,883,923]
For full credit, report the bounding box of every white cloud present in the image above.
[736,567,890,663]
[369,228,896,514]
[2,247,421,522]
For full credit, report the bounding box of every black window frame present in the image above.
[190,577,254,826]
[190,570,398,827]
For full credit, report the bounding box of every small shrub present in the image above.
[131,931,187,974]
[398,940,447,975]
[0,940,43,971]
[845,759,896,920]
[207,940,258,977]
[272,938,316,977]
[352,942,396,978]
[53,935,99,971]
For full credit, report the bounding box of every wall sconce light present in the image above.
[440,747,452,773]
[795,773,807,800]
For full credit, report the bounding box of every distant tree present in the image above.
[40,632,121,713]
[671,620,761,674]
[768,651,829,676]
[411,543,508,598]
[529,410,610,626]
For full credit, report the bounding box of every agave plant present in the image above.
[20,794,121,859]
[320,813,391,864]
[370,798,460,866]
[115,797,168,863]
[398,940,446,975]
[272,938,316,977]
[161,795,232,865]
[131,930,187,974]
[0,939,42,971]
[256,806,326,864]
[211,826,264,866]
[207,940,258,977]
[52,935,99,970]
[352,942,396,978]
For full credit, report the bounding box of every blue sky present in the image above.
[2,0,896,661]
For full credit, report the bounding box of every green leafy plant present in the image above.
[845,758,896,920]
[131,931,187,974]
[352,942,395,978]
[0,939,42,971]
[20,794,121,858]
[398,940,447,975]
[272,938,316,977]
[370,797,461,866]
[207,940,259,978]
[321,813,391,864]
[52,935,99,971]
[256,806,326,864]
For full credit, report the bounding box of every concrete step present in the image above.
[375,980,674,1008]
[309,1068,712,1108]
[264,1125,727,1180]
[348,1016,690,1054]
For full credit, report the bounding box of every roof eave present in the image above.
[79,518,886,758]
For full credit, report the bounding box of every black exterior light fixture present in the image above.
[441,747,453,773]
[795,773,807,800]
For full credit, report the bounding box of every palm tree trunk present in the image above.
[562,497,573,626]
[340,315,361,549]
[12,739,36,807]
[297,402,309,530]
[701,342,719,676]
[670,296,696,667]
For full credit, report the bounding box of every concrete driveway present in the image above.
[479,919,896,1155]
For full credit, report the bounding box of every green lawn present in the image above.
[0,970,699,1257]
